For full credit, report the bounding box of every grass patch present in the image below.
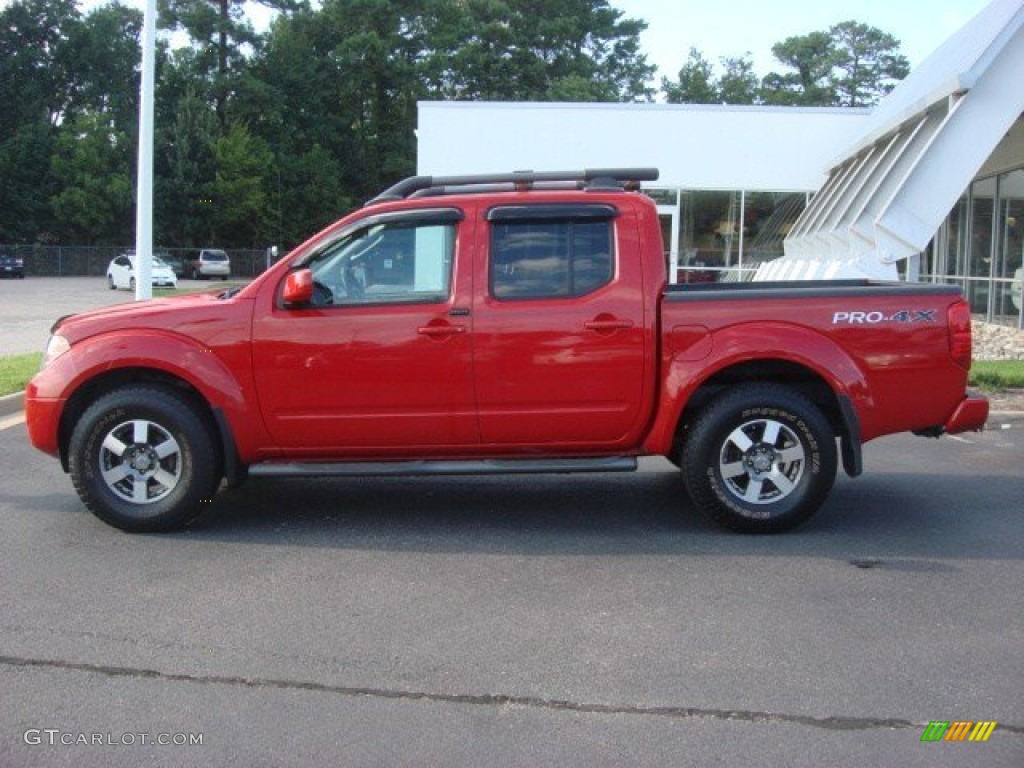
[0,352,43,397]
[153,280,247,297]
[970,360,1024,391]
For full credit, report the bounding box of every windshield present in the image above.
[203,251,228,261]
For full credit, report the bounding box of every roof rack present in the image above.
[365,168,659,206]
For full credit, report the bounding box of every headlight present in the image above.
[41,334,71,368]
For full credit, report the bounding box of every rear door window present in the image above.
[487,205,616,300]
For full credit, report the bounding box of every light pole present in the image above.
[134,0,157,301]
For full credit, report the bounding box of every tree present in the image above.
[717,54,758,105]
[760,22,909,107]
[425,0,654,102]
[156,88,219,246]
[50,114,135,245]
[829,21,909,107]
[662,49,758,106]
[158,0,305,127]
[65,2,143,130]
[207,122,274,246]
[761,30,835,106]
[0,0,83,242]
[662,47,717,104]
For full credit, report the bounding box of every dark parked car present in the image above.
[0,249,25,278]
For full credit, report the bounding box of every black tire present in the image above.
[69,386,222,532]
[108,275,116,290]
[129,277,136,291]
[681,384,837,533]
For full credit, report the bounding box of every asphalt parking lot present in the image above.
[0,276,235,357]
[1,277,1022,766]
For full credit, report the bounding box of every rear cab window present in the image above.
[486,204,617,300]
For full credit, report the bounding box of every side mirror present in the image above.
[282,268,314,306]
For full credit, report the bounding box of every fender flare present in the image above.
[46,330,269,469]
[647,322,870,476]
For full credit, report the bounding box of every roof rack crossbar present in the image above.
[366,168,659,206]
[409,181,588,199]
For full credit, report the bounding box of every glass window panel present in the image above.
[490,219,613,300]
[994,169,1024,323]
[307,220,455,306]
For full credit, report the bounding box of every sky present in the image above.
[3,0,998,84]
[618,0,994,79]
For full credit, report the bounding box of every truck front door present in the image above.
[251,209,478,455]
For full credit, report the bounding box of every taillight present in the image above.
[947,300,972,370]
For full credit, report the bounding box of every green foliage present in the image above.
[762,30,835,106]
[0,353,42,397]
[665,20,909,108]
[0,0,910,251]
[717,55,759,106]
[662,48,717,104]
[970,360,1024,391]
[209,123,274,246]
[828,21,909,107]
[51,114,135,245]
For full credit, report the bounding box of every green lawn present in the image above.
[969,360,1024,391]
[0,352,42,397]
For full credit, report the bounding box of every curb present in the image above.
[0,391,25,419]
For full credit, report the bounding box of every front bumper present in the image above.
[24,389,63,458]
[943,393,989,434]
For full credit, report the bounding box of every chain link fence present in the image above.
[0,245,279,279]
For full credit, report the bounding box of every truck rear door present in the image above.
[471,201,652,450]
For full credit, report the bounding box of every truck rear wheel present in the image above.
[69,385,221,532]
[682,384,837,533]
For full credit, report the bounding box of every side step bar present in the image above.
[248,456,638,478]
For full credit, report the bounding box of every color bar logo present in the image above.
[921,721,997,742]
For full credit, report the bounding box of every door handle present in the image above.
[584,318,634,332]
[418,324,466,337]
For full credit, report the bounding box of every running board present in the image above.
[247,456,638,478]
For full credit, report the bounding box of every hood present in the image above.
[53,290,248,347]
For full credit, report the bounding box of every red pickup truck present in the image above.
[26,169,988,534]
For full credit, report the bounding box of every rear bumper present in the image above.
[943,393,989,434]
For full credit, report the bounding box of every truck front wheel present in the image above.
[68,385,221,532]
[682,384,837,533]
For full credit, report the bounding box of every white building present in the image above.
[417,0,1024,326]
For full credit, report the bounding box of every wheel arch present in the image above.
[57,368,241,484]
[669,359,862,477]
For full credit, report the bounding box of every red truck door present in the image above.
[251,209,479,454]
[471,202,651,450]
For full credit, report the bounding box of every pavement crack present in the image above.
[2,653,1022,735]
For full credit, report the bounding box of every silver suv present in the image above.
[183,249,230,280]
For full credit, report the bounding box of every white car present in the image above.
[106,253,178,291]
